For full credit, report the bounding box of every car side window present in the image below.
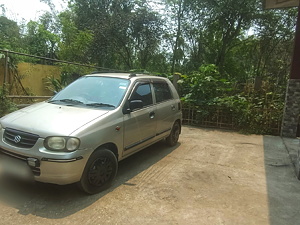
[130,83,153,107]
[153,82,173,103]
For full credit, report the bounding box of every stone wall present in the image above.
[281,79,300,137]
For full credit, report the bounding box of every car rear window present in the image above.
[153,82,173,103]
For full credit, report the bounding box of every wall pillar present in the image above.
[173,73,179,91]
[281,6,300,137]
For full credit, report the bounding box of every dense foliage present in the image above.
[0,86,17,117]
[0,0,297,134]
[179,64,285,134]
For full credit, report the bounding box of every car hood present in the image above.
[0,102,110,137]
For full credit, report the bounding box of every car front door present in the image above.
[123,82,157,156]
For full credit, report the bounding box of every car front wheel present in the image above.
[78,149,118,194]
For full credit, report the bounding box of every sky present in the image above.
[0,0,166,23]
[0,0,67,22]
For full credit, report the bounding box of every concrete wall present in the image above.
[17,62,61,96]
[0,61,61,96]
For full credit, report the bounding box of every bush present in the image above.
[0,86,18,117]
[179,64,284,135]
[179,64,232,104]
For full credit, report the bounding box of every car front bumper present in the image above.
[0,143,91,185]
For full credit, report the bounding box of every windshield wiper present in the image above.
[48,99,84,105]
[85,103,115,108]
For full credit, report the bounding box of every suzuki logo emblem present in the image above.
[14,135,22,143]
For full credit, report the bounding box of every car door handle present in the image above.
[149,111,155,119]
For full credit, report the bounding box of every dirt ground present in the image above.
[1,126,300,225]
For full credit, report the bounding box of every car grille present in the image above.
[4,128,40,148]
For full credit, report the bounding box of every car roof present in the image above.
[85,72,168,81]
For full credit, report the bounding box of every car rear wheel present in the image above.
[166,121,180,146]
[78,149,118,194]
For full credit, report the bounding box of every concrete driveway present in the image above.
[0,126,300,225]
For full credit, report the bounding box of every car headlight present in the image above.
[44,137,80,152]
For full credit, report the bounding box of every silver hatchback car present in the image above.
[0,73,182,194]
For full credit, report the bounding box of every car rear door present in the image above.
[152,80,177,138]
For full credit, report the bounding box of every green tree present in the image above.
[130,7,163,69]
[164,0,190,74]
[71,0,163,70]
[186,0,260,75]
[58,10,94,63]
[23,13,60,62]
[0,16,21,50]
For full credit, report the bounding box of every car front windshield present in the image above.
[49,76,130,109]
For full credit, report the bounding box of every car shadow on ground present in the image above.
[0,141,180,219]
[263,135,300,225]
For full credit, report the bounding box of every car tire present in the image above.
[166,121,180,147]
[78,149,118,194]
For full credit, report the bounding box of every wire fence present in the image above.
[182,104,282,135]
[182,105,236,129]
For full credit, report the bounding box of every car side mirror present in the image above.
[130,100,143,111]
[123,100,143,114]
